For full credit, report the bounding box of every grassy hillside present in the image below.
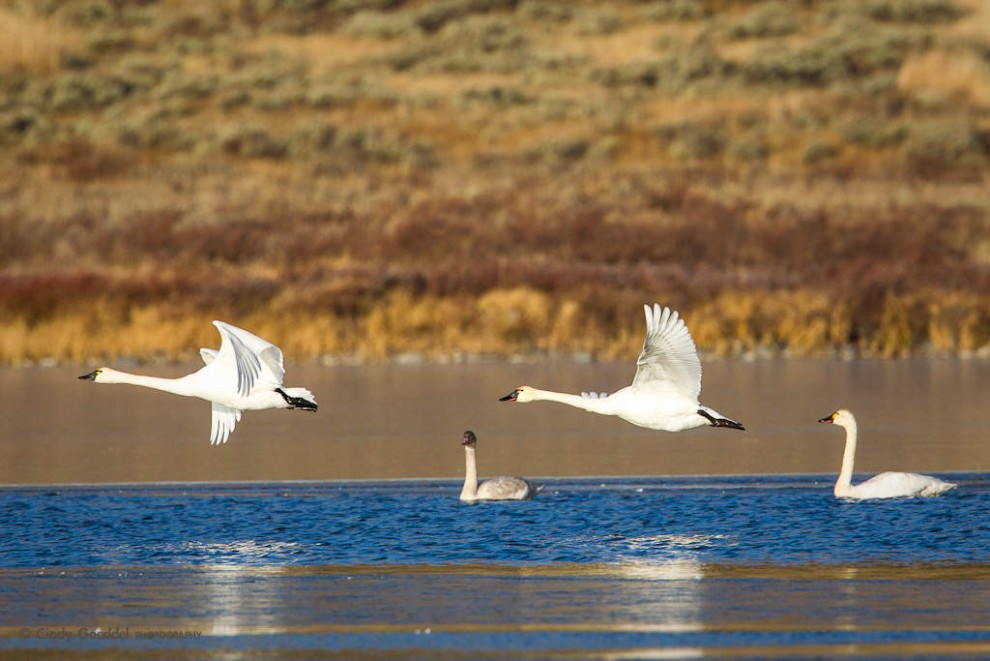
[1,0,989,364]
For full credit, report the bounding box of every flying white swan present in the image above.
[460,431,541,502]
[79,321,317,445]
[500,304,744,432]
[818,409,956,500]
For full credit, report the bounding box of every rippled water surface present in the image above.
[2,359,990,658]
[4,476,990,659]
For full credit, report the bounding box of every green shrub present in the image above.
[862,0,964,24]
[591,43,729,91]
[217,124,288,159]
[343,10,421,39]
[640,0,710,22]
[841,116,906,149]
[742,26,915,86]
[657,120,727,160]
[575,8,623,35]
[801,140,839,164]
[902,120,987,172]
[727,1,800,39]
[518,1,572,23]
[48,73,136,111]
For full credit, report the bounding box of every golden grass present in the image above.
[0,8,83,75]
[248,33,399,73]
[5,285,986,366]
[898,50,990,108]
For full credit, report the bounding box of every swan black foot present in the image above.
[698,409,745,431]
[275,388,318,411]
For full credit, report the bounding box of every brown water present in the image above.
[2,358,987,484]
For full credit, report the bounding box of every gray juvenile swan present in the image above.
[79,321,317,445]
[500,304,744,432]
[459,431,540,502]
[818,409,956,500]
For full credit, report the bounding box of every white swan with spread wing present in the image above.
[79,321,317,445]
[460,431,540,502]
[818,409,955,500]
[500,304,744,432]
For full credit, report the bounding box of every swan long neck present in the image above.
[461,446,478,500]
[528,388,614,414]
[101,370,197,398]
[835,419,858,497]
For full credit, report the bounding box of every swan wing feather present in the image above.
[855,471,956,499]
[632,304,702,400]
[476,477,537,500]
[210,402,242,445]
[200,348,218,365]
[213,321,275,397]
[215,321,286,385]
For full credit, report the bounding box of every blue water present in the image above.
[4,475,990,659]
[3,475,989,568]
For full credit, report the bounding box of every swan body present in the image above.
[500,304,744,432]
[818,409,956,500]
[460,431,540,502]
[79,320,317,445]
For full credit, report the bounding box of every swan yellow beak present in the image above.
[818,412,837,424]
[78,370,100,381]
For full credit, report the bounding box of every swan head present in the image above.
[818,409,855,427]
[499,386,535,403]
[461,430,478,447]
[79,368,111,383]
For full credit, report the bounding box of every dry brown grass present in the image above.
[0,0,988,364]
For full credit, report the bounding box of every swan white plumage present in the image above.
[79,320,317,445]
[460,431,541,502]
[499,304,744,432]
[818,409,956,500]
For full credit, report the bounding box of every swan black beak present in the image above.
[78,371,98,381]
[499,389,519,402]
[818,414,835,424]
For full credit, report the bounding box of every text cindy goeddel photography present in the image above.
[20,626,203,640]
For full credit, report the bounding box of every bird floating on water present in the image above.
[79,320,317,445]
[818,409,956,500]
[500,304,744,433]
[459,431,541,502]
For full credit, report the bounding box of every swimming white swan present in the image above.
[818,409,956,500]
[460,431,541,502]
[500,304,744,432]
[79,321,317,445]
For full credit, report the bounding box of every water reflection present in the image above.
[5,561,990,657]
[191,564,287,636]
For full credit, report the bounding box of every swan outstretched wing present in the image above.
[210,402,242,445]
[632,305,702,400]
[213,321,287,396]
